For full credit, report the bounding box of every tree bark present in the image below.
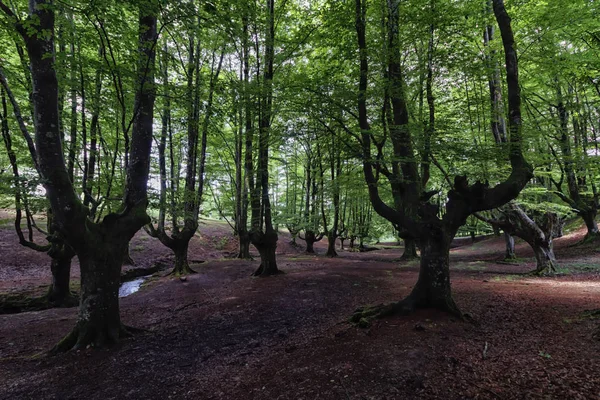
[581,210,599,239]
[303,230,319,254]
[237,229,252,259]
[530,239,557,275]
[251,230,279,277]
[504,231,516,260]
[173,238,195,275]
[400,237,419,261]
[326,232,338,257]
[47,250,75,305]
[53,237,128,351]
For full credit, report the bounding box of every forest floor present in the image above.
[0,211,599,399]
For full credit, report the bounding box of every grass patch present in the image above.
[453,261,487,271]
[491,274,522,282]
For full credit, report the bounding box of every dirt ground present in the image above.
[0,214,599,400]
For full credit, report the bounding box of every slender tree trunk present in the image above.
[504,231,516,260]
[326,232,338,257]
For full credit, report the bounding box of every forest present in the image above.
[0,0,599,398]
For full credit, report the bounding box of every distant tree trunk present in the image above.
[504,231,516,260]
[302,229,324,254]
[400,237,418,261]
[237,230,252,259]
[48,253,73,304]
[304,230,317,253]
[326,232,337,257]
[477,203,557,275]
[581,211,599,237]
[555,85,599,240]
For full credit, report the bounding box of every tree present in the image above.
[351,0,532,323]
[248,0,280,277]
[146,10,224,275]
[476,202,560,275]
[0,0,159,350]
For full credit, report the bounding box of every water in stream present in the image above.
[118,276,148,298]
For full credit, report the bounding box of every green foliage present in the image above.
[0,0,598,242]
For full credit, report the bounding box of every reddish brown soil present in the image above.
[0,216,599,399]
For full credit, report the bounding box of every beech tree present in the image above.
[350,0,532,322]
[247,0,280,277]
[0,0,158,350]
[146,11,224,275]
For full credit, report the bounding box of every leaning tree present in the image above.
[350,0,533,323]
[0,0,158,350]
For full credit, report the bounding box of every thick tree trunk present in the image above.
[237,229,252,259]
[53,240,129,352]
[581,211,599,239]
[399,237,419,261]
[47,252,75,305]
[251,230,280,277]
[405,236,460,314]
[352,233,461,326]
[531,240,557,275]
[304,230,317,254]
[504,231,516,260]
[172,238,195,275]
[326,232,338,257]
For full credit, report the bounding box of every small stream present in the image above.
[119,276,149,298]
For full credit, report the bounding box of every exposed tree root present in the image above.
[50,323,144,354]
[350,294,463,328]
[168,265,197,277]
[579,232,600,245]
[251,264,284,277]
[529,262,558,277]
[399,253,420,262]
